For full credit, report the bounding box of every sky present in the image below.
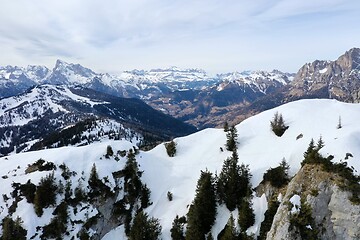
[1,0,360,74]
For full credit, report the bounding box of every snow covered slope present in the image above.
[0,84,196,156]
[1,99,359,239]
[137,99,360,239]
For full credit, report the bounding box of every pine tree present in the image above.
[217,151,252,211]
[258,200,280,240]
[123,149,143,204]
[226,126,238,152]
[279,158,290,178]
[170,215,186,240]
[1,216,27,240]
[89,163,99,187]
[302,138,326,166]
[129,211,161,240]
[224,122,229,132]
[220,214,237,240]
[238,199,255,233]
[186,170,217,240]
[304,138,315,158]
[33,173,57,217]
[88,163,107,199]
[262,159,290,188]
[289,198,318,239]
[316,136,324,150]
[140,184,152,208]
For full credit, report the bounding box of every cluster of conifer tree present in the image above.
[270,112,288,137]
[171,125,255,240]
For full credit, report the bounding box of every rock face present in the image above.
[289,48,360,102]
[267,164,360,240]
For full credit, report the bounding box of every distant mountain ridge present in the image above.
[289,48,360,101]
[0,60,294,128]
[208,47,360,127]
[1,47,360,129]
[0,60,293,98]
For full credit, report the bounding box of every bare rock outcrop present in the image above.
[266,164,360,240]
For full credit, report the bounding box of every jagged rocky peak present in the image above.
[335,47,360,72]
[53,59,96,77]
[294,47,360,82]
[46,59,97,85]
[289,48,360,101]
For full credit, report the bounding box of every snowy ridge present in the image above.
[216,70,293,93]
[0,85,107,127]
[1,99,360,239]
[0,60,292,98]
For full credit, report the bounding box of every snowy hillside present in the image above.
[0,84,196,156]
[1,99,360,239]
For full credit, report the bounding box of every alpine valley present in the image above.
[0,48,360,240]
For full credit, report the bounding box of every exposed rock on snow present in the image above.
[267,164,360,240]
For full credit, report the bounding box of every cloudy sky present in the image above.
[1,0,360,74]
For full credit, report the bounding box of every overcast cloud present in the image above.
[1,0,359,73]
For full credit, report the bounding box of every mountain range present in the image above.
[2,48,360,129]
[0,59,295,128]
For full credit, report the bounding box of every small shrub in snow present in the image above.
[337,116,342,129]
[34,173,57,217]
[19,180,36,203]
[118,150,127,157]
[25,159,56,174]
[270,112,288,137]
[165,140,177,157]
[167,191,173,201]
[262,159,290,188]
[296,133,303,140]
[59,163,77,180]
[105,145,114,158]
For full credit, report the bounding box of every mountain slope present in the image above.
[0,85,196,156]
[0,99,359,239]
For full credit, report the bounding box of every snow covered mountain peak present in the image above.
[215,70,293,93]
[46,60,97,85]
[120,66,210,84]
